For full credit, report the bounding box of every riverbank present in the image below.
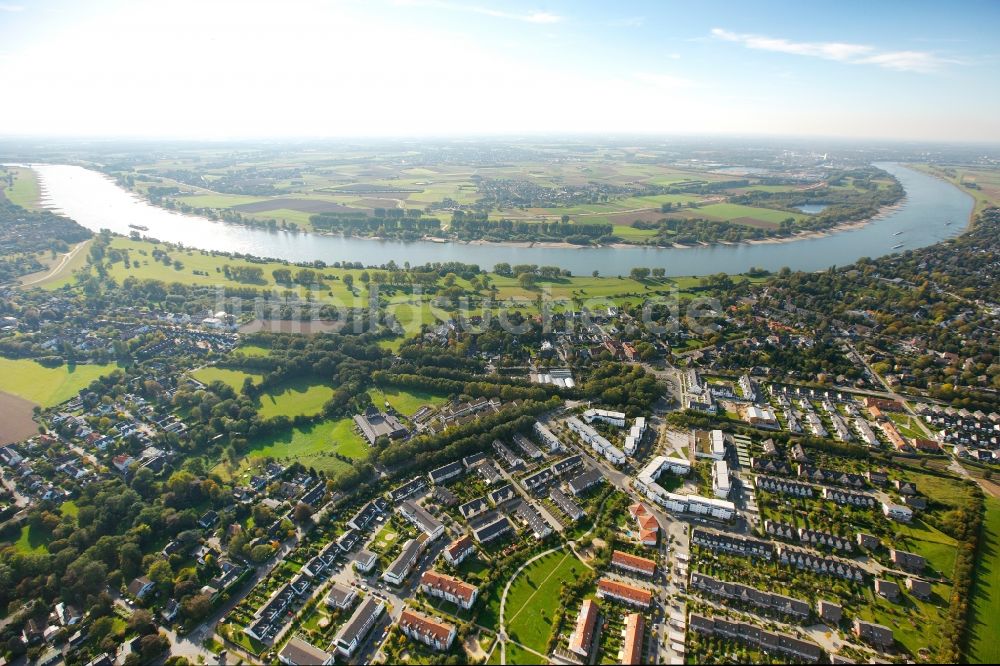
[43,160,913,254]
[25,162,970,277]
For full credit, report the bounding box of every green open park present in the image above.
[255,378,336,419]
[191,366,263,392]
[368,386,449,416]
[218,417,368,478]
[0,357,116,407]
[503,550,585,653]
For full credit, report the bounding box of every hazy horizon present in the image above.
[1,0,998,142]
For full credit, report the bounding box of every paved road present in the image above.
[845,341,934,438]
[18,240,89,287]
[496,464,565,534]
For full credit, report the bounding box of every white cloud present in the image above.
[711,27,955,73]
[393,0,562,24]
[0,3,25,11]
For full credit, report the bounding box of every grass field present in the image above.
[0,358,116,407]
[895,518,959,578]
[191,366,262,392]
[2,166,41,209]
[220,417,367,478]
[612,224,658,241]
[13,524,50,554]
[97,238,359,300]
[255,378,335,419]
[235,344,271,357]
[367,386,449,416]
[683,202,804,225]
[504,551,584,653]
[21,239,93,289]
[966,496,1000,663]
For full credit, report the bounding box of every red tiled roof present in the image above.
[612,550,656,575]
[597,578,653,607]
[622,612,645,665]
[399,609,454,644]
[568,599,598,656]
[446,534,474,558]
[639,528,659,545]
[420,570,477,604]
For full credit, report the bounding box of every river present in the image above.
[25,162,971,276]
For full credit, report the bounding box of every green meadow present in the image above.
[0,358,116,407]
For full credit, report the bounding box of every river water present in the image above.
[26,162,971,276]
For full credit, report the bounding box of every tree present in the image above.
[630,267,651,280]
[128,609,154,635]
[140,633,170,661]
[293,502,314,523]
[148,560,173,587]
[343,274,354,289]
[181,593,213,621]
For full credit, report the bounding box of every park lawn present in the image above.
[3,166,41,209]
[504,551,584,653]
[386,294,446,334]
[14,524,50,554]
[220,417,367,479]
[60,500,79,517]
[368,386,448,416]
[255,378,335,419]
[506,643,546,665]
[191,366,263,392]
[966,496,1000,663]
[0,358,116,407]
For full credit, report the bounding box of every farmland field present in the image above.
[0,391,38,445]
[0,358,116,407]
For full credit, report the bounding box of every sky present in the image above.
[0,0,998,142]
